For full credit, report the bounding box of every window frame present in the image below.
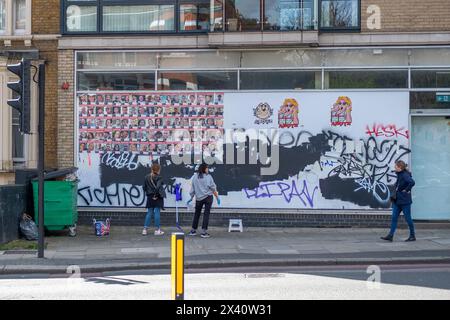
[178,0,211,33]
[62,0,322,34]
[12,0,27,35]
[318,0,360,32]
[61,0,210,35]
[0,0,6,35]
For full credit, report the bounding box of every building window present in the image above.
[240,70,321,89]
[0,0,5,34]
[410,92,450,110]
[103,5,175,32]
[211,0,224,31]
[158,71,238,90]
[179,1,210,31]
[12,109,25,162]
[13,0,26,33]
[225,0,261,31]
[320,0,360,30]
[411,70,450,89]
[66,4,97,32]
[77,72,156,91]
[0,0,30,35]
[62,0,319,33]
[264,0,315,31]
[325,69,408,89]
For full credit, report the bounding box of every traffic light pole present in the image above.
[37,63,45,259]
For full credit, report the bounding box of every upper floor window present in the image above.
[62,0,320,34]
[0,0,5,34]
[319,0,360,31]
[0,0,30,35]
[13,0,26,33]
[102,5,175,32]
[220,0,317,32]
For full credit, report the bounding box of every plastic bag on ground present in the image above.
[19,214,38,241]
[93,218,111,236]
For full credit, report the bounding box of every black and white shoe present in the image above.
[188,230,197,236]
[380,234,393,242]
[201,232,211,239]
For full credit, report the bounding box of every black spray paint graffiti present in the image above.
[99,135,327,194]
[78,184,145,207]
[318,131,411,207]
[81,130,410,209]
[78,182,179,207]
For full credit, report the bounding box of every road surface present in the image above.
[0,264,449,300]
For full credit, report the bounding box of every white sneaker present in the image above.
[142,229,148,236]
[154,229,165,236]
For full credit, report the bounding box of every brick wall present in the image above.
[57,50,75,168]
[31,0,60,168]
[78,210,406,228]
[361,0,450,32]
[34,40,59,169]
[32,0,60,34]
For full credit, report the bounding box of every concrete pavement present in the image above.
[1,225,450,274]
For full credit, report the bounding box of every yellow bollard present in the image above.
[171,232,185,300]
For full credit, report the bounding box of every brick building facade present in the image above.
[0,0,59,185]
[2,1,450,226]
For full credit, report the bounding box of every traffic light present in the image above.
[7,59,31,134]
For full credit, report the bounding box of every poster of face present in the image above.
[79,92,225,157]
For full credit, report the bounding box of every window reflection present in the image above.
[225,0,260,31]
[320,0,359,29]
[158,71,238,90]
[103,5,175,32]
[180,3,210,31]
[240,70,320,89]
[78,72,156,91]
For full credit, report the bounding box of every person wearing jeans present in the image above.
[187,164,220,238]
[144,207,161,234]
[142,163,166,236]
[381,160,416,242]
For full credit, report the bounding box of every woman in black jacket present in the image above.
[142,163,166,236]
[381,160,416,242]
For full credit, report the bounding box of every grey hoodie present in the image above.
[189,173,217,201]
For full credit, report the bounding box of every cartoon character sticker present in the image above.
[278,98,299,128]
[331,96,352,126]
[254,103,273,125]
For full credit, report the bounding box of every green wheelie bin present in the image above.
[32,180,78,236]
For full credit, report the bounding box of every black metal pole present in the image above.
[38,63,45,259]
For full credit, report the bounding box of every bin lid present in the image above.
[32,167,78,181]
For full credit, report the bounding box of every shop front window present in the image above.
[411,70,450,89]
[325,69,408,89]
[410,92,450,110]
[320,0,359,30]
[240,70,320,89]
[78,72,156,91]
[158,71,238,90]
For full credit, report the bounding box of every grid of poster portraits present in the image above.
[78,92,225,156]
